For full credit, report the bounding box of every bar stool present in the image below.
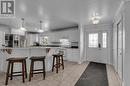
[52,54,64,73]
[5,57,27,85]
[29,56,46,81]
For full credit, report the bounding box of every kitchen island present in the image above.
[0,47,80,73]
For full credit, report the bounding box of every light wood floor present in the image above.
[0,61,121,86]
[107,65,122,86]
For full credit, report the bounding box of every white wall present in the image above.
[123,2,130,86]
[113,1,124,83]
[0,26,10,34]
[113,1,130,86]
[79,24,85,63]
[11,29,25,35]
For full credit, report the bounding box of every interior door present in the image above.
[117,21,123,80]
[87,30,108,64]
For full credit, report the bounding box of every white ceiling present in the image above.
[0,0,122,30]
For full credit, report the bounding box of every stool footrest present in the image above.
[33,69,44,71]
[10,74,23,77]
[33,72,44,74]
[12,71,26,74]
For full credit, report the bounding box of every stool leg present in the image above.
[10,62,14,80]
[5,61,11,85]
[24,60,27,78]
[52,57,55,72]
[29,60,33,81]
[32,61,34,77]
[58,57,60,68]
[56,57,58,73]
[43,60,45,80]
[22,61,25,83]
[61,56,64,70]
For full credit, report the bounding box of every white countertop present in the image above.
[0,46,62,49]
[0,47,79,50]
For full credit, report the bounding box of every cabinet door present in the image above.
[66,49,80,62]
[0,31,5,47]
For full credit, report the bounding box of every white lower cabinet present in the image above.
[66,49,80,62]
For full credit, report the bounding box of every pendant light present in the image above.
[38,20,44,32]
[20,18,27,31]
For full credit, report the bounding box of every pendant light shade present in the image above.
[38,20,44,32]
[20,18,27,31]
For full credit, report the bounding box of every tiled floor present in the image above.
[0,61,121,86]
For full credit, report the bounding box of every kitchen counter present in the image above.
[0,47,63,72]
[0,46,80,73]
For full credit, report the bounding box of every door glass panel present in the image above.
[102,32,107,48]
[88,33,98,48]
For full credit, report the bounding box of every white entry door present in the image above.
[87,30,109,64]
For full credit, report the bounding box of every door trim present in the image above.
[85,30,110,64]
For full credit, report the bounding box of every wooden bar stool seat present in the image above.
[52,54,64,73]
[5,57,27,85]
[29,56,46,81]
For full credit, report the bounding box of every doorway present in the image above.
[86,30,109,64]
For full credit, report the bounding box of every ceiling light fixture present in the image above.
[92,18,100,24]
[20,18,27,31]
[89,12,101,24]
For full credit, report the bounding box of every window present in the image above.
[43,36,48,45]
[102,32,107,48]
[88,33,98,48]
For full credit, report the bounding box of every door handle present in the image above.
[98,43,101,50]
[120,50,122,55]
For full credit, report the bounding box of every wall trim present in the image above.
[113,0,124,23]
[84,23,113,30]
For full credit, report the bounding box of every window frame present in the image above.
[102,32,107,48]
[88,33,99,48]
